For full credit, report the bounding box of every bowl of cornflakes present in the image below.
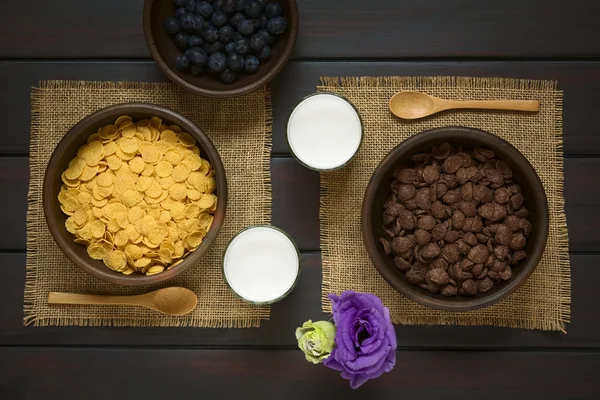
[43,103,227,285]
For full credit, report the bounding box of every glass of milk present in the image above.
[222,225,300,304]
[287,92,363,171]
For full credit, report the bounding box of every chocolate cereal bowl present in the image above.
[362,127,549,311]
[43,103,227,286]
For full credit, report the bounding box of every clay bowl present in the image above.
[362,126,549,311]
[143,0,299,98]
[43,103,227,286]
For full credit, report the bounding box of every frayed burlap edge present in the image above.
[318,76,570,332]
[24,80,272,328]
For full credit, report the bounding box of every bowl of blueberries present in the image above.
[143,0,298,98]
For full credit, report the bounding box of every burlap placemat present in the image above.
[25,81,271,328]
[319,77,570,332]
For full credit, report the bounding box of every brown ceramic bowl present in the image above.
[43,103,228,286]
[362,127,549,311]
[143,0,299,98]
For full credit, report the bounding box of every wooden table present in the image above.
[1,1,600,398]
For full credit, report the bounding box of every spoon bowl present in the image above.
[389,91,539,119]
[48,287,198,316]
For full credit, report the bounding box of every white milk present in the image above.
[287,93,362,170]
[223,226,299,303]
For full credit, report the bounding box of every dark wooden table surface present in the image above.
[1,1,600,399]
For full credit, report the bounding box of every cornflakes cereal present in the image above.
[57,116,218,276]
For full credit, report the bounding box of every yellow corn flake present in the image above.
[136,119,151,128]
[177,132,196,147]
[113,230,129,247]
[115,115,132,126]
[187,230,205,248]
[80,165,99,182]
[128,156,146,174]
[125,244,143,260]
[171,164,191,183]
[186,189,202,201]
[106,154,123,170]
[159,210,171,223]
[197,213,214,231]
[103,202,127,219]
[146,265,165,276]
[125,223,141,240]
[134,257,152,270]
[164,149,183,165]
[198,159,211,175]
[115,210,130,229]
[61,172,80,188]
[141,163,154,177]
[121,127,137,139]
[185,203,201,219]
[141,145,161,164]
[62,197,80,213]
[104,250,127,271]
[77,224,93,240]
[170,202,186,221]
[127,206,145,222]
[155,161,173,178]
[65,217,77,234]
[96,171,114,187]
[198,193,216,210]
[116,147,136,161]
[148,227,168,245]
[90,220,106,239]
[139,215,158,236]
[87,243,107,260]
[104,141,118,157]
[145,180,163,198]
[168,259,184,270]
[160,130,179,144]
[100,124,118,139]
[169,183,187,201]
[157,248,173,264]
[122,189,143,208]
[107,218,121,233]
[64,157,86,180]
[187,171,206,191]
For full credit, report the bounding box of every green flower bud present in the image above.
[295,320,336,364]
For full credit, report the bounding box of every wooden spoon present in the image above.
[47,287,198,316]
[389,91,539,119]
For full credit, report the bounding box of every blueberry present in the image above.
[213,0,223,10]
[164,17,181,34]
[175,8,187,20]
[195,1,214,18]
[256,29,273,45]
[184,0,197,12]
[219,26,235,43]
[244,1,263,18]
[211,11,228,27]
[207,52,227,72]
[256,44,271,61]
[221,0,237,13]
[191,65,204,76]
[226,52,245,71]
[174,32,190,48]
[237,19,254,36]
[249,34,264,51]
[229,12,245,28]
[234,37,250,54]
[189,47,209,65]
[189,34,204,47]
[193,15,206,34]
[224,42,236,53]
[181,14,197,32]
[203,41,225,54]
[176,55,191,71]
[233,32,243,40]
[235,0,247,12]
[250,18,261,30]
[256,0,269,6]
[259,14,268,29]
[175,0,187,6]
[201,24,219,42]
[220,69,237,84]
[264,2,282,18]
[243,54,260,74]
[266,16,287,35]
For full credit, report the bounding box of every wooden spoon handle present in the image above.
[445,99,539,112]
[48,292,141,307]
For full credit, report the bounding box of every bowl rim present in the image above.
[42,102,228,286]
[142,0,299,99]
[361,126,550,311]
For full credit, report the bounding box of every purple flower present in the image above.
[324,290,397,389]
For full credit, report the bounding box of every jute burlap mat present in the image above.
[25,81,271,328]
[319,77,570,332]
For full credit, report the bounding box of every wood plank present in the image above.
[1,348,599,399]
[1,0,599,59]
[1,252,598,349]
[1,156,597,252]
[1,61,600,156]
